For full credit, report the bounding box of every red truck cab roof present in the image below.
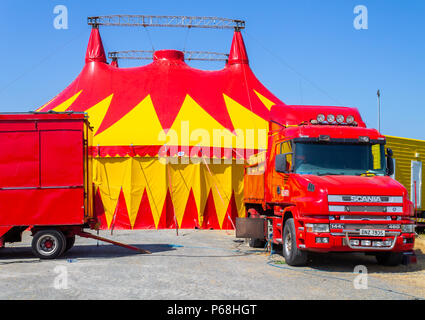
[270,104,366,127]
[269,104,385,143]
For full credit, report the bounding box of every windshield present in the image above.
[293,142,386,176]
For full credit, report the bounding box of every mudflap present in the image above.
[235,217,266,239]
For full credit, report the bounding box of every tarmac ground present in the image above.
[0,229,424,300]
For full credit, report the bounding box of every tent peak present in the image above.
[85,27,107,64]
[228,31,249,65]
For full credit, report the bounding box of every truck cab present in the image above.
[239,105,416,266]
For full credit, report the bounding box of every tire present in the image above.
[64,235,76,252]
[375,252,403,266]
[248,237,266,248]
[282,218,308,266]
[31,229,66,260]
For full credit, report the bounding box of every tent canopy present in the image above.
[36,27,286,230]
[37,28,284,157]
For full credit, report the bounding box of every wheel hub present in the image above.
[285,232,292,255]
[40,236,56,252]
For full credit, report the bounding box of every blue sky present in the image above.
[0,0,424,139]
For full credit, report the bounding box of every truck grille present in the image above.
[328,195,403,214]
[346,206,386,213]
[340,224,390,230]
[328,195,403,203]
[339,215,392,221]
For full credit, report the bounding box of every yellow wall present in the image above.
[385,135,425,210]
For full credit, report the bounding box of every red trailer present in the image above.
[0,112,148,259]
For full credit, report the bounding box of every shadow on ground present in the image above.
[0,243,177,262]
[0,241,255,262]
[263,243,425,274]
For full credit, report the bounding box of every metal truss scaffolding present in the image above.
[109,50,229,62]
[88,15,245,30]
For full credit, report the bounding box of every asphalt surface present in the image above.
[0,229,424,300]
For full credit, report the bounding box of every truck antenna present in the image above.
[377,89,381,132]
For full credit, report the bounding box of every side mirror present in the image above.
[386,148,394,176]
[275,153,292,173]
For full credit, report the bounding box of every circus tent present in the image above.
[36,26,285,230]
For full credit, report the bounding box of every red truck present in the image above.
[237,105,416,266]
[0,112,147,259]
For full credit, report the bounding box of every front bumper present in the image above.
[300,229,415,253]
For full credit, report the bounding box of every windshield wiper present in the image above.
[317,172,343,176]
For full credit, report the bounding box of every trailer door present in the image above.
[40,130,83,187]
[0,130,39,188]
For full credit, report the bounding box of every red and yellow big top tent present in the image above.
[36,26,285,230]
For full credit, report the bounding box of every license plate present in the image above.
[360,229,385,237]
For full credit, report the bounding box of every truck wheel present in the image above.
[282,218,308,266]
[31,230,66,259]
[375,252,403,266]
[64,235,76,252]
[248,237,266,248]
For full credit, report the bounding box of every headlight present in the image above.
[317,114,325,123]
[346,115,355,124]
[306,223,330,233]
[336,115,344,123]
[327,114,335,123]
[401,224,415,233]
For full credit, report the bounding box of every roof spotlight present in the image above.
[346,115,355,124]
[317,114,325,123]
[327,114,335,123]
[336,115,344,124]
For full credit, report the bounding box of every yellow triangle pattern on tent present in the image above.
[121,158,142,228]
[232,163,245,219]
[35,96,58,112]
[254,90,276,111]
[94,95,165,146]
[120,157,168,229]
[169,94,234,149]
[168,163,201,227]
[223,94,268,150]
[201,164,233,229]
[94,158,130,228]
[85,94,113,135]
[135,158,167,228]
[52,90,83,112]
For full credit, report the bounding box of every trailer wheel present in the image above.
[375,252,403,266]
[31,230,66,259]
[282,218,308,266]
[64,235,76,252]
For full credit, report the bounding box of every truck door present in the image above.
[268,140,292,203]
